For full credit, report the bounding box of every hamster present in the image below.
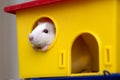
[71,36,92,73]
[29,22,55,51]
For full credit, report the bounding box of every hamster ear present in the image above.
[37,21,42,25]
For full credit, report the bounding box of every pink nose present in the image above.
[29,35,33,41]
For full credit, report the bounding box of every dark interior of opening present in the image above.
[71,33,99,74]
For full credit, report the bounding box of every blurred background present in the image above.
[0,0,31,80]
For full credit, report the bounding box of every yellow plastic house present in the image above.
[4,0,120,78]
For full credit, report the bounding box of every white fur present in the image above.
[29,22,55,51]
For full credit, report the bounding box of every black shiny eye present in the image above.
[43,29,48,33]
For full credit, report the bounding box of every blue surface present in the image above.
[30,74,120,80]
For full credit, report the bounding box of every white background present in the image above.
[0,0,31,80]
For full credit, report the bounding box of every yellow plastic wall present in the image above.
[117,1,120,72]
[16,0,118,78]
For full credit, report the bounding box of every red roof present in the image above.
[4,0,63,14]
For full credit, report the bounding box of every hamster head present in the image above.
[29,22,55,51]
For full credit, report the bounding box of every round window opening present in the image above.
[29,17,56,51]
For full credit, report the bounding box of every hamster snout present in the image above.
[29,35,34,41]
